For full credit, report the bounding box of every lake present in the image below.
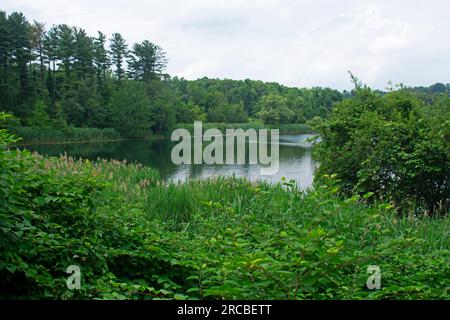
[22,134,318,189]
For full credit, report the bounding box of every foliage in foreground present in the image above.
[1,129,448,299]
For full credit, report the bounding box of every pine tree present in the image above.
[57,24,74,78]
[8,12,32,115]
[128,40,167,83]
[72,27,94,79]
[43,26,59,108]
[30,20,46,82]
[109,33,127,83]
[93,31,110,84]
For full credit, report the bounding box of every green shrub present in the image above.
[315,88,449,214]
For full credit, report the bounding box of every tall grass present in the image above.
[9,126,120,144]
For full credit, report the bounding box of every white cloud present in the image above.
[2,0,449,89]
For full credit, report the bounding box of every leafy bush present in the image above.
[315,87,449,214]
[0,141,107,298]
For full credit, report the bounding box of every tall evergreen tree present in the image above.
[0,11,12,110]
[30,20,46,82]
[8,12,32,115]
[93,31,110,84]
[128,40,167,82]
[43,26,59,108]
[57,24,73,78]
[109,33,127,82]
[72,27,93,79]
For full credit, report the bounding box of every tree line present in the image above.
[0,10,448,138]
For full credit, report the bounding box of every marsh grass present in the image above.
[9,126,120,144]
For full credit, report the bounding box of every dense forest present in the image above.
[1,10,448,141]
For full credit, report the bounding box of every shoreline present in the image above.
[12,123,315,146]
[13,136,165,147]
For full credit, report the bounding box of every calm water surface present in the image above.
[23,134,318,189]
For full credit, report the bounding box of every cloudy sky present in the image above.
[3,0,450,90]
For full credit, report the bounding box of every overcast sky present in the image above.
[3,0,450,90]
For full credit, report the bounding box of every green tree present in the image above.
[315,86,449,214]
[27,100,50,126]
[128,40,167,82]
[60,77,103,127]
[57,24,74,78]
[109,33,127,83]
[207,102,248,123]
[72,27,93,79]
[30,20,46,82]
[93,31,110,84]
[8,12,32,113]
[256,94,294,125]
[43,25,59,107]
[109,81,152,138]
[176,102,206,123]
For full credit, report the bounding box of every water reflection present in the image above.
[22,134,317,188]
